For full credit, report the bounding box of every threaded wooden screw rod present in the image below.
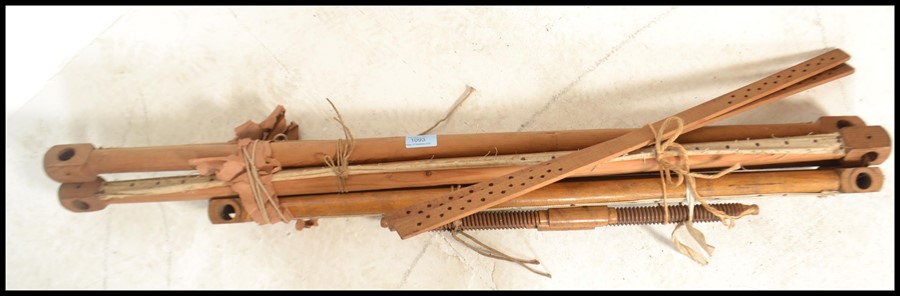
[431,203,759,231]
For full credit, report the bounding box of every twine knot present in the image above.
[648,117,756,265]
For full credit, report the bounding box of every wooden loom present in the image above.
[43,48,890,267]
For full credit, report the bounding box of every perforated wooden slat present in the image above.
[726,63,854,119]
[382,49,851,239]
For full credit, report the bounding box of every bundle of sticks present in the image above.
[43,48,890,272]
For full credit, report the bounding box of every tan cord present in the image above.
[322,98,356,193]
[450,221,552,278]
[187,105,297,225]
[648,117,755,265]
[445,185,551,278]
[419,85,476,135]
[482,147,499,158]
[241,140,288,223]
[670,190,715,265]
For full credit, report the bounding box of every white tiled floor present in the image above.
[6,6,894,289]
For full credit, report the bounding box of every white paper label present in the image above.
[405,134,437,148]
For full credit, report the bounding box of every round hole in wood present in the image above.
[856,173,873,190]
[220,204,236,221]
[58,148,76,161]
[863,152,879,164]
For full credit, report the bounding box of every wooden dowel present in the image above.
[98,131,844,201]
[208,167,883,223]
[109,133,844,199]
[44,116,866,183]
[60,133,854,212]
